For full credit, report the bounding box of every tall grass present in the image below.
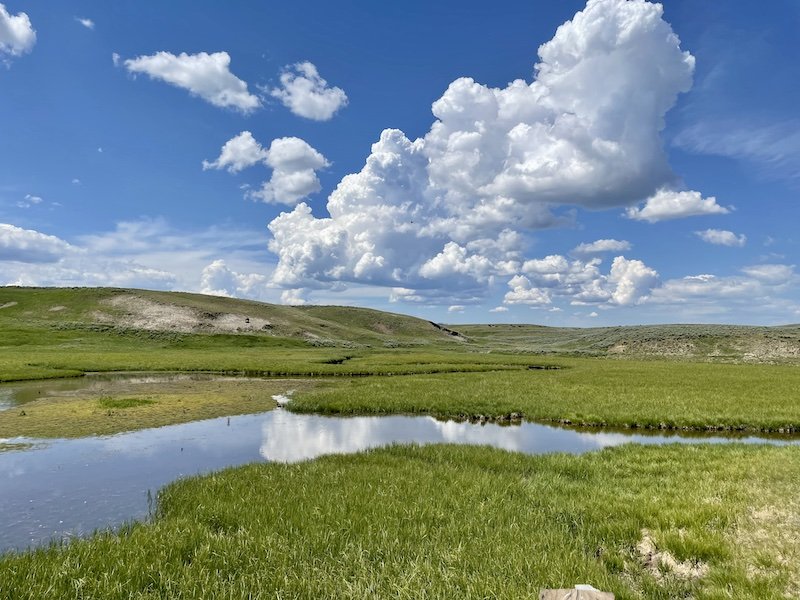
[290,359,800,432]
[1,444,798,599]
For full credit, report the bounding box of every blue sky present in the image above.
[1,0,798,325]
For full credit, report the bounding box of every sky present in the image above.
[1,0,798,325]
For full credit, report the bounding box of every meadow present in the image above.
[1,287,799,598]
[290,359,800,432]
[0,377,315,438]
[1,443,798,599]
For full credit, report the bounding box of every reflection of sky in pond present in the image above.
[1,409,798,554]
[0,388,13,411]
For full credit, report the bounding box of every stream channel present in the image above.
[1,372,798,553]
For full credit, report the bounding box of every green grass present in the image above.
[290,358,800,432]
[1,443,798,599]
[2,287,800,597]
[97,396,156,410]
[0,286,465,350]
[455,323,800,359]
[0,378,314,438]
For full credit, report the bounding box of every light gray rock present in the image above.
[539,585,614,600]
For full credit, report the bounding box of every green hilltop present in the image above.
[0,286,799,366]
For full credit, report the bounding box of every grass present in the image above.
[97,396,156,409]
[455,323,800,359]
[290,358,800,432]
[0,286,466,350]
[1,443,798,599]
[2,287,800,596]
[0,378,314,438]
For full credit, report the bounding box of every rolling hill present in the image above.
[1,286,798,361]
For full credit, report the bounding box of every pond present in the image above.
[1,374,799,554]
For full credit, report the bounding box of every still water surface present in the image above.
[1,375,798,553]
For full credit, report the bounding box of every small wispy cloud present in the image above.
[571,239,631,256]
[75,17,95,30]
[16,193,43,209]
[695,229,746,247]
[674,119,800,181]
[625,189,730,223]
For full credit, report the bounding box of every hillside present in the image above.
[1,287,799,362]
[456,323,800,361]
[0,287,464,348]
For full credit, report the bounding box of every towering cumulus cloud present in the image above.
[268,0,698,304]
[0,3,36,61]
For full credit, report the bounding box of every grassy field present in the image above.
[1,443,798,599]
[290,358,800,432]
[1,287,799,434]
[456,323,800,360]
[1,287,800,597]
[0,344,547,383]
[1,288,799,386]
[0,378,313,438]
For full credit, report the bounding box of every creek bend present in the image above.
[1,374,798,553]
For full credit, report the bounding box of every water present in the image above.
[2,408,798,553]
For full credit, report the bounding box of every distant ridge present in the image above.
[1,286,798,361]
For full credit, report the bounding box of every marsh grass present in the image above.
[1,444,798,599]
[290,359,800,432]
[0,378,315,438]
[97,396,155,410]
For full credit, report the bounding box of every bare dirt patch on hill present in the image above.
[95,294,273,334]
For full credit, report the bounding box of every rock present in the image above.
[539,586,614,599]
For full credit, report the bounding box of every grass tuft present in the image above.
[97,396,155,410]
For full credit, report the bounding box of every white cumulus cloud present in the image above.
[503,254,658,308]
[0,3,35,60]
[0,223,77,263]
[250,137,330,205]
[203,131,267,173]
[572,238,631,256]
[504,275,552,306]
[280,288,308,305]
[625,189,729,222]
[123,51,260,113]
[695,229,746,247]
[266,0,699,304]
[200,259,267,297]
[269,61,348,121]
[607,256,659,305]
[647,266,797,314]
[205,133,329,206]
